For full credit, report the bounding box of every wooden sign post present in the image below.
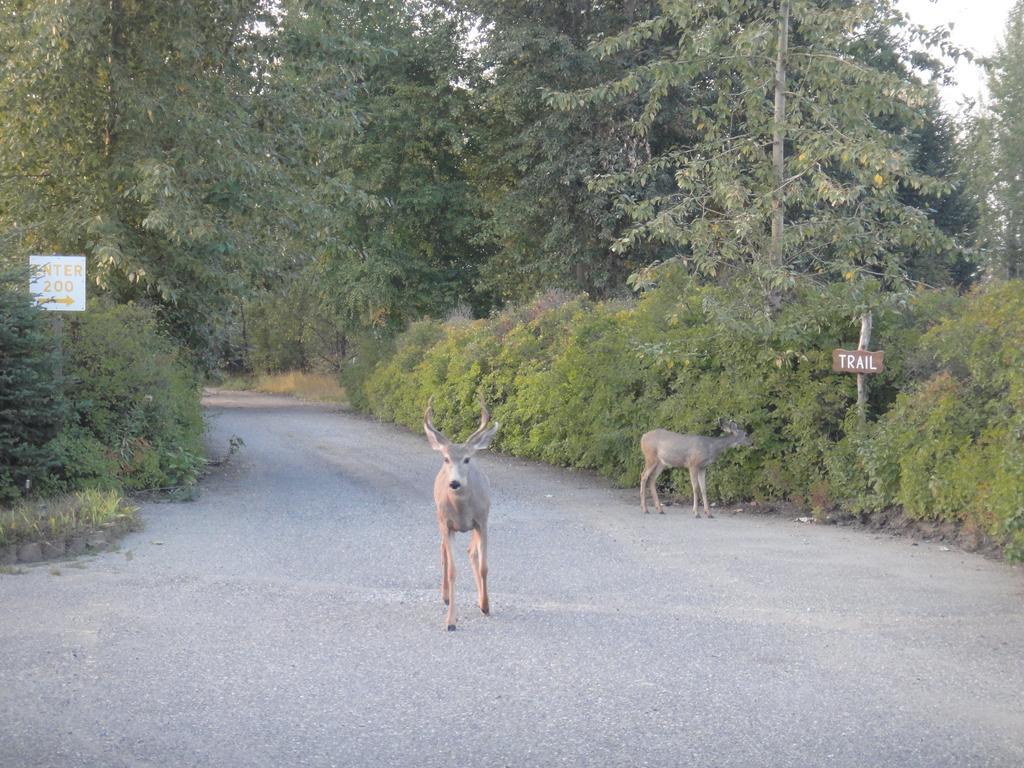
[833,312,882,425]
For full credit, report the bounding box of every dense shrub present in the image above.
[48,302,205,493]
[339,330,396,412]
[0,269,67,502]
[864,282,1024,555]
[347,277,1023,559]
[246,288,312,373]
[361,318,446,426]
[245,275,359,376]
[353,274,877,503]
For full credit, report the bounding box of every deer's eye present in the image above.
[463,458,470,464]
[443,457,450,463]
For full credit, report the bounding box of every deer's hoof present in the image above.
[480,606,490,616]
[443,598,449,606]
[707,513,715,519]
[447,624,456,632]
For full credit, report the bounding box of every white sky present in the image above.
[897,0,1017,111]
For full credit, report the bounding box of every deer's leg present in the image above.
[467,535,482,604]
[639,467,648,514]
[439,527,450,606]
[444,530,457,631]
[688,465,701,517]
[640,462,653,513]
[698,468,712,518]
[649,462,667,514]
[471,526,489,615]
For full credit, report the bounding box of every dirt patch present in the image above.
[660,496,1007,560]
[828,506,1005,559]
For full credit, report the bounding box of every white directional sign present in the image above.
[30,255,87,312]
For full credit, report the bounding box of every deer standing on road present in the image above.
[640,420,752,517]
[424,397,499,631]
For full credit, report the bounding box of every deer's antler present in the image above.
[465,395,491,445]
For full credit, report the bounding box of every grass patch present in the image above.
[0,490,138,547]
[217,373,258,391]
[218,371,347,404]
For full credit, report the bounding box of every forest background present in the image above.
[1,0,1022,558]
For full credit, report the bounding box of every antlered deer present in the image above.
[424,397,499,631]
[640,420,752,517]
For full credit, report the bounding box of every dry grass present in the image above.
[220,371,348,405]
[0,490,138,547]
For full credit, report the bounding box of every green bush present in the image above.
[865,281,1024,551]
[348,276,1024,559]
[246,288,312,373]
[51,302,205,492]
[46,425,121,492]
[245,277,354,375]
[339,330,395,412]
[362,318,446,425]
[0,268,67,503]
[353,275,871,505]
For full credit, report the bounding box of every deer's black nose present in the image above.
[449,480,461,490]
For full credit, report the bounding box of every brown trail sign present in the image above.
[832,312,883,425]
[832,348,884,374]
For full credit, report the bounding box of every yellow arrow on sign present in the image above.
[38,295,75,305]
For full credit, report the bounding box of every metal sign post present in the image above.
[29,254,87,380]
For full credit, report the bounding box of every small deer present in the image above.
[640,420,752,517]
[424,397,500,631]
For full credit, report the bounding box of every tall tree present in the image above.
[0,1,278,359]
[899,100,978,288]
[276,0,491,335]
[463,0,664,302]
[979,0,1024,279]
[230,0,387,369]
[238,0,493,374]
[344,0,488,322]
[770,0,790,268]
[0,1,379,363]
[550,0,967,297]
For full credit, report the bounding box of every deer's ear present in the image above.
[468,422,499,451]
[424,423,449,451]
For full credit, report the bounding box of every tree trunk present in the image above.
[105,0,124,157]
[857,311,872,425]
[770,0,790,267]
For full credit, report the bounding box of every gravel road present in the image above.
[2,390,1023,768]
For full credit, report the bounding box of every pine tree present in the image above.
[0,269,66,503]
[983,0,1024,278]
[464,0,664,301]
